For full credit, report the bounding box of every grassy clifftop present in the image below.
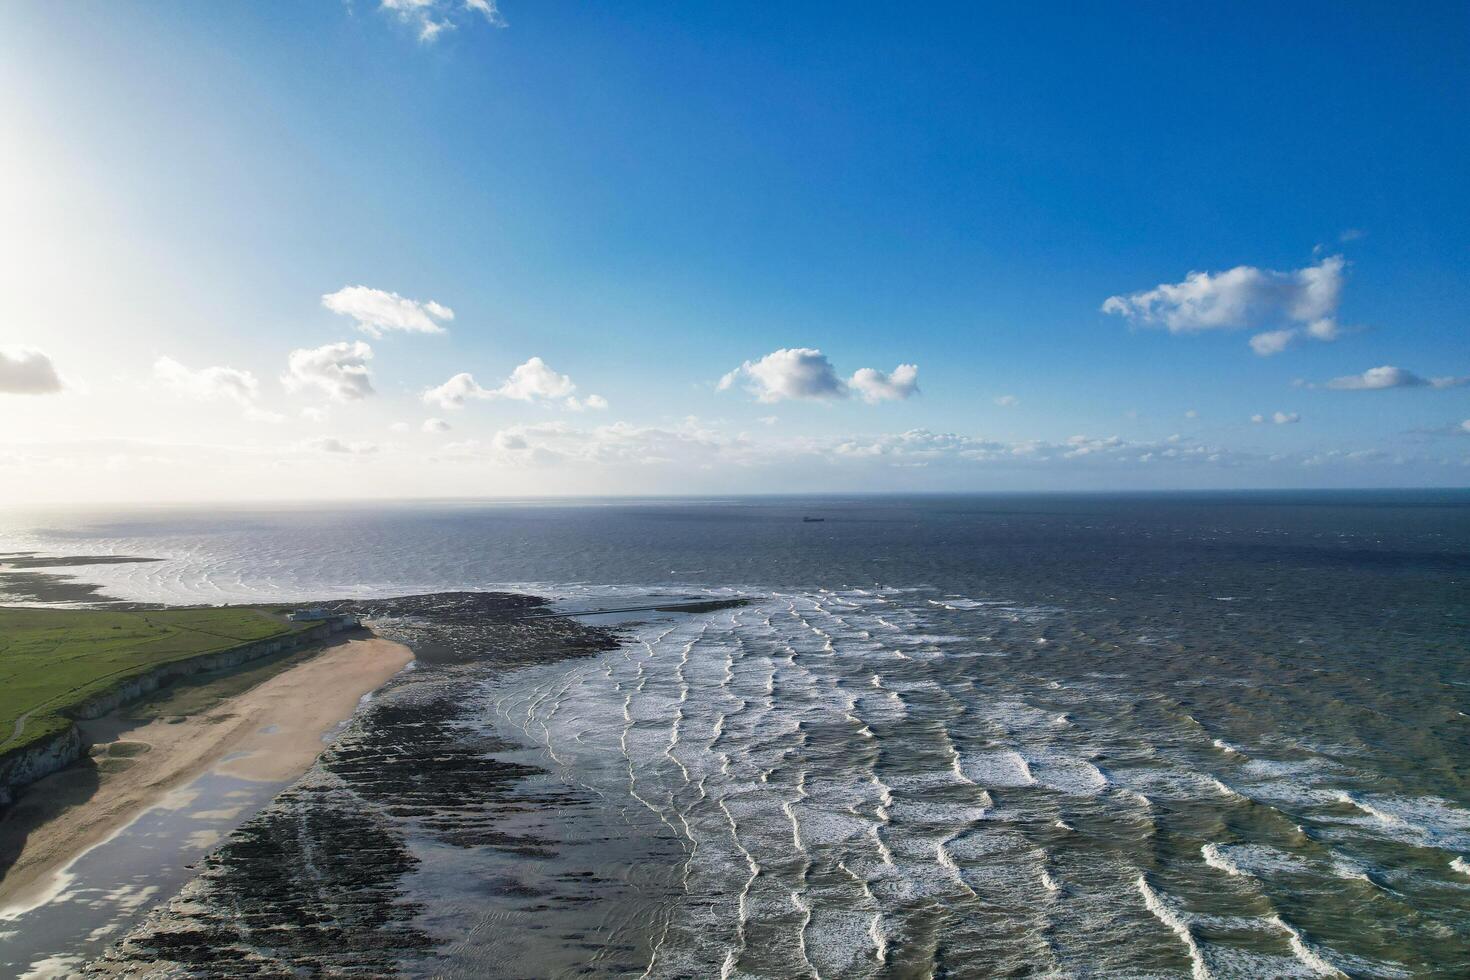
[0,607,312,754]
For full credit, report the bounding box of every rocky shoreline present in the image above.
[82,591,636,977]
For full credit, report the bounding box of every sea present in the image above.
[1,492,1468,977]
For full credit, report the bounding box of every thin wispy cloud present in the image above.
[298,437,379,455]
[154,357,257,404]
[378,0,506,43]
[1320,365,1469,390]
[1102,255,1347,356]
[153,356,284,422]
[1252,411,1300,425]
[322,286,453,337]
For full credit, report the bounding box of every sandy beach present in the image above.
[0,633,413,919]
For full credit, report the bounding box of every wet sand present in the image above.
[0,634,413,919]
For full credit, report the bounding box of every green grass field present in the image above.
[0,607,312,754]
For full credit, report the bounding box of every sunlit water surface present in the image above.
[2,493,1467,977]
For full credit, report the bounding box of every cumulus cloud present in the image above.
[422,357,602,412]
[1251,411,1300,425]
[1102,255,1347,355]
[719,348,918,404]
[321,286,453,337]
[299,437,378,455]
[994,394,1019,407]
[850,364,919,403]
[720,348,846,402]
[498,357,575,400]
[153,356,258,404]
[1322,365,1470,390]
[379,0,505,42]
[283,341,375,401]
[0,347,63,395]
[422,417,451,433]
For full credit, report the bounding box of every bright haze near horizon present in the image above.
[1,2,1466,504]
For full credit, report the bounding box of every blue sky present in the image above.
[0,2,1466,501]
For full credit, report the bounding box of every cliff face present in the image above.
[0,726,84,807]
[0,615,358,806]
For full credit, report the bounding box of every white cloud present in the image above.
[422,417,451,433]
[566,394,609,412]
[1252,411,1300,425]
[1322,365,1470,390]
[0,347,63,395]
[321,285,453,337]
[994,394,1019,407]
[498,357,575,400]
[422,357,601,411]
[1248,329,1295,357]
[440,418,750,468]
[153,356,259,405]
[1103,255,1347,355]
[1461,420,1470,434]
[421,372,486,410]
[849,364,920,403]
[432,420,1256,477]
[1303,318,1340,341]
[299,437,379,455]
[720,348,846,402]
[1185,409,1199,419]
[283,341,375,401]
[379,0,505,42]
[720,348,918,404]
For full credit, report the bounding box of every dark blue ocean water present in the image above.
[3,492,1468,976]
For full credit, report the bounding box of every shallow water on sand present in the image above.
[0,773,284,979]
[2,493,1467,976]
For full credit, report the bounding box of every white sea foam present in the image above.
[1027,753,1110,796]
[461,583,1461,977]
[1271,916,1346,977]
[958,749,1036,788]
[1202,843,1308,880]
[1136,876,1212,980]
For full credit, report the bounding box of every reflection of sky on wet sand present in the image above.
[1,772,284,979]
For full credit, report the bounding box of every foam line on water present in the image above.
[1136,875,1213,980]
[1270,916,1346,978]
